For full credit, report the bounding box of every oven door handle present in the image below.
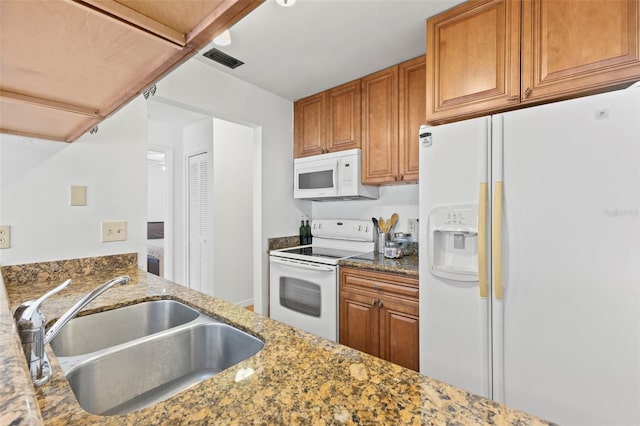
[270,257,335,272]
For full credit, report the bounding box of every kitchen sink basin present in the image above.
[50,300,200,357]
[65,323,264,416]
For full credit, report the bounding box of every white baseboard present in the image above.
[235,298,254,308]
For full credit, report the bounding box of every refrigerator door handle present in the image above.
[478,182,488,298]
[492,181,504,301]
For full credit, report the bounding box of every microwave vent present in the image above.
[202,48,244,69]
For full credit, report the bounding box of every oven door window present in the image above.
[279,277,321,317]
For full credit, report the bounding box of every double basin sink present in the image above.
[49,300,264,416]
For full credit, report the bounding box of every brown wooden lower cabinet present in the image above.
[339,267,419,371]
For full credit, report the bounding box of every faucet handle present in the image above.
[13,279,72,325]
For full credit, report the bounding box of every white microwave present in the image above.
[293,148,379,201]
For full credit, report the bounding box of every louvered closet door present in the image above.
[188,152,209,293]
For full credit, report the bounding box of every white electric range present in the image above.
[269,219,375,341]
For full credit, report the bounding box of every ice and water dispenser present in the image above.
[427,205,478,282]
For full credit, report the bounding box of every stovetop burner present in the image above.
[278,246,365,260]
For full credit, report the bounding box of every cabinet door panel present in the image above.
[426,0,521,123]
[294,92,326,158]
[399,56,426,182]
[521,0,640,102]
[379,298,420,371]
[362,66,399,184]
[328,80,361,152]
[339,291,379,357]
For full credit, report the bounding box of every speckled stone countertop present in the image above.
[1,255,552,425]
[340,253,419,277]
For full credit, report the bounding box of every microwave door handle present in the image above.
[270,257,335,272]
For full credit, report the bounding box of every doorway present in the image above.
[147,98,259,308]
[146,148,172,280]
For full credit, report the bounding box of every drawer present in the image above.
[340,267,418,300]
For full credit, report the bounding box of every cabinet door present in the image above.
[361,66,399,184]
[399,56,425,183]
[294,92,327,158]
[521,0,640,103]
[339,290,379,357]
[327,80,361,153]
[379,296,420,371]
[426,0,521,124]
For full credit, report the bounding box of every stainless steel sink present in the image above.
[65,323,264,416]
[50,300,200,356]
[49,300,264,416]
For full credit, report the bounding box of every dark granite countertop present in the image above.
[1,254,551,425]
[340,253,419,277]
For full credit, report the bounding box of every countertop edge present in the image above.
[0,274,45,426]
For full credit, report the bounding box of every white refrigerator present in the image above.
[419,83,640,425]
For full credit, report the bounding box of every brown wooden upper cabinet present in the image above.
[361,65,399,184]
[426,0,640,124]
[362,56,426,185]
[294,92,327,158]
[294,80,361,158]
[399,56,426,183]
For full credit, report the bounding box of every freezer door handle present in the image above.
[492,181,504,300]
[478,182,488,298]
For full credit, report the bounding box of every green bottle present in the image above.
[304,220,312,245]
[299,220,305,245]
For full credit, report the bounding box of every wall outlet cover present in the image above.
[101,221,127,242]
[0,225,10,249]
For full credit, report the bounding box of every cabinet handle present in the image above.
[371,299,377,307]
[524,87,532,98]
[507,96,518,102]
[400,174,404,181]
[394,175,398,181]
[378,300,383,308]
[373,285,381,290]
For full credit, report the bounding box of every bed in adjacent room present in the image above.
[147,221,164,277]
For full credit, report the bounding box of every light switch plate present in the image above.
[70,185,87,206]
[0,225,11,249]
[101,221,127,242]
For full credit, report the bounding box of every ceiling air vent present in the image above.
[202,48,244,69]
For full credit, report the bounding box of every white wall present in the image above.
[154,60,309,314]
[312,184,419,236]
[212,118,254,306]
[0,98,148,268]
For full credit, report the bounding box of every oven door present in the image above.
[269,256,337,341]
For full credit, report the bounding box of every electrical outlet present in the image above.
[101,221,127,242]
[0,225,11,249]
[407,219,419,242]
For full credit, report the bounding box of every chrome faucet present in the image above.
[13,275,130,386]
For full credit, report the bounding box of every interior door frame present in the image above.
[148,144,174,281]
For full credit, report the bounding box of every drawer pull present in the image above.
[371,299,377,307]
[378,300,383,308]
